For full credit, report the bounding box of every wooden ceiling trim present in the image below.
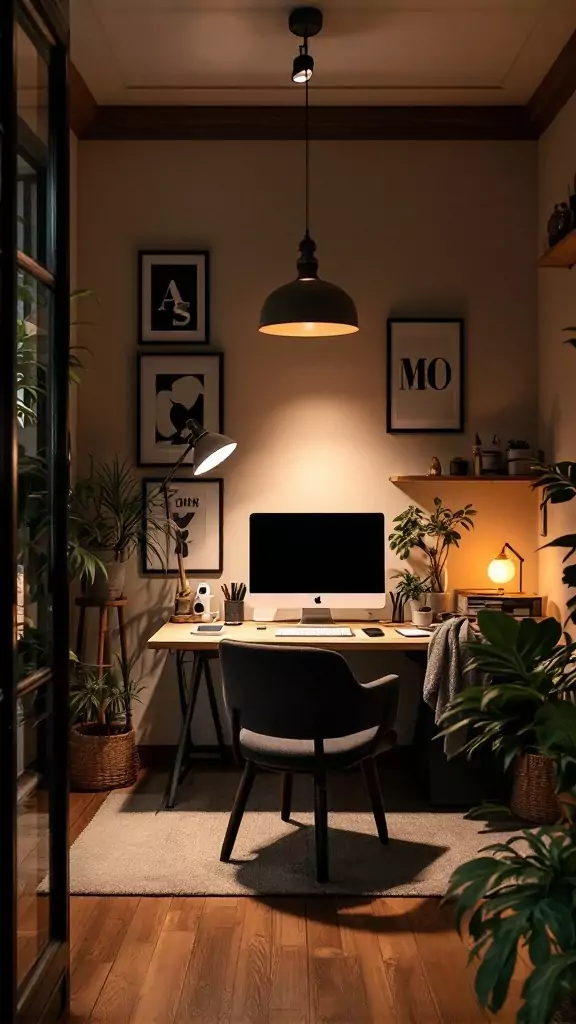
[81,103,535,141]
[526,28,576,136]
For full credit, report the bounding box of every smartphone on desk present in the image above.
[193,624,224,633]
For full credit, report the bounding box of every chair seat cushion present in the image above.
[239,725,392,771]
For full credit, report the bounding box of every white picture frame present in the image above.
[386,318,464,433]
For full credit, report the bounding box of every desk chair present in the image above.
[218,640,399,883]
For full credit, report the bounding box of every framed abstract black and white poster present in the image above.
[139,250,209,343]
[386,318,464,433]
[141,478,223,576]
[138,353,223,466]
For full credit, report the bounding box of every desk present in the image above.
[147,621,431,807]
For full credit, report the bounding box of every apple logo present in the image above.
[314,595,322,604]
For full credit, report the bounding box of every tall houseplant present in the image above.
[389,497,476,613]
[438,339,576,1022]
[71,457,172,598]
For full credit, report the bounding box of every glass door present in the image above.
[0,1,70,1021]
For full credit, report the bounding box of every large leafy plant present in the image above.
[71,456,172,566]
[439,611,576,769]
[389,497,476,592]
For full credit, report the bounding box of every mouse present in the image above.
[362,627,384,637]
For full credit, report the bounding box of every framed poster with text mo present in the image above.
[139,250,209,344]
[386,318,464,434]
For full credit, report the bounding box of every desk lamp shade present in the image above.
[193,429,237,476]
[488,548,517,586]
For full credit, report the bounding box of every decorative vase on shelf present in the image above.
[507,445,534,476]
[547,202,573,247]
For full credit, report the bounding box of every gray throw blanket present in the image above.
[423,616,483,757]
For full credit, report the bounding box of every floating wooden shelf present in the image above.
[390,475,538,483]
[539,230,576,268]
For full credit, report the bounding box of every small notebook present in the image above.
[395,627,433,637]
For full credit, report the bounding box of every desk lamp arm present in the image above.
[502,542,525,594]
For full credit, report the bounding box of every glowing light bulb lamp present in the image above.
[487,543,524,593]
[161,419,237,620]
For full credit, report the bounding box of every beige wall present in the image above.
[538,95,576,626]
[77,139,538,743]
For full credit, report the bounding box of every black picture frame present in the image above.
[138,249,210,344]
[141,477,224,577]
[137,352,224,467]
[386,317,465,434]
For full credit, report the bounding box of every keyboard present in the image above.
[275,626,354,638]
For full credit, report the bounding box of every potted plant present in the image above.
[69,656,144,790]
[438,611,576,823]
[389,498,477,616]
[507,438,535,476]
[71,456,171,599]
[391,569,432,619]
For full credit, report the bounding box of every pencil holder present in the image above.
[224,600,244,624]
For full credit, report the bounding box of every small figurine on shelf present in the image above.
[428,457,442,476]
[472,434,483,477]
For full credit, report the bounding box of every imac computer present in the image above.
[249,512,385,632]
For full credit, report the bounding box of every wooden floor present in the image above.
[68,787,531,1024]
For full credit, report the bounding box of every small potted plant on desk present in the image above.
[71,456,170,599]
[69,655,144,790]
[389,497,477,617]
[391,569,433,625]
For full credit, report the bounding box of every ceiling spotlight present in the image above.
[289,6,322,85]
[292,46,314,84]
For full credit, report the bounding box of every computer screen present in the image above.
[249,513,385,596]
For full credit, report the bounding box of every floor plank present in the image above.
[67,776,530,1024]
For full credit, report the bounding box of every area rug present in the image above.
[67,771,523,897]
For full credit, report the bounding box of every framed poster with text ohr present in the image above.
[386,318,464,433]
[139,250,209,343]
[138,352,223,466]
[141,477,223,576]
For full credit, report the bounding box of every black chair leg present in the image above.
[313,773,329,883]
[220,761,256,862]
[281,773,293,822]
[362,758,389,845]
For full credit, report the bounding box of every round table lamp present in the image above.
[487,543,524,592]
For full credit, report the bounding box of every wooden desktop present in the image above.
[147,620,432,653]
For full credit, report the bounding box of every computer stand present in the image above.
[299,607,336,625]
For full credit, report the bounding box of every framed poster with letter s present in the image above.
[386,318,464,433]
[139,250,209,344]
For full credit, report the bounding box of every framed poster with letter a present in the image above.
[139,250,209,343]
[386,318,464,433]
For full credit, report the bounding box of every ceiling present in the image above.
[71,0,576,108]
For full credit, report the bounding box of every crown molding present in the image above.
[69,28,576,143]
[526,27,576,136]
[80,103,535,141]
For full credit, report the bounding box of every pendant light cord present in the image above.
[305,67,310,235]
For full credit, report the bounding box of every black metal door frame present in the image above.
[0,1,70,1021]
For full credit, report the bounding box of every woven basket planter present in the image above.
[70,724,139,791]
[511,752,560,825]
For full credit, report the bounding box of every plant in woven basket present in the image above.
[389,498,476,593]
[70,658,144,735]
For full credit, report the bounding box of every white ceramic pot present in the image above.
[427,591,453,618]
[412,608,434,628]
[508,449,534,476]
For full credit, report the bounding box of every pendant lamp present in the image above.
[259,8,358,338]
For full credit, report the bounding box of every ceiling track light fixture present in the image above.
[259,7,359,339]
